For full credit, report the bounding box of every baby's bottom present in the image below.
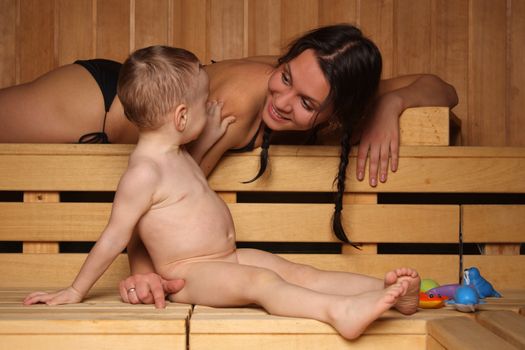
[167,249,418,339]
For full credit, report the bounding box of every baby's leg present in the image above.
[168,260,407,339]
[384,267,420,315]
[236,248,384,295]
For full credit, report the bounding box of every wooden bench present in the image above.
[0,107,524,349]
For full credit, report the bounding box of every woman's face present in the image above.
[263,49,332,131]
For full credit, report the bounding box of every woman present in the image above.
[0,24,457,307]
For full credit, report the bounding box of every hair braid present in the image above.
[243,125,272,183]
[332,130,360,248]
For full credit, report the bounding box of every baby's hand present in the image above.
[201,100,236,145]
[23,286,83,306]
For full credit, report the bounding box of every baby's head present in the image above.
[118,45,204,130]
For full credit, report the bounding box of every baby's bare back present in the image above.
[135,151,236,279]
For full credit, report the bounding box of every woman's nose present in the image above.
[273,89,293,113]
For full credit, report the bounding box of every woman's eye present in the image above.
[281,72,290,85]
[301,98,314,112]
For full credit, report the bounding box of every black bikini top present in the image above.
[228,123,262,153]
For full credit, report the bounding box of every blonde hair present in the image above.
[117,45,200,129]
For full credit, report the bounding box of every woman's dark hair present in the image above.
[247,24,382,244]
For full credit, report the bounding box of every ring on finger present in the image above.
[127,287,136,294]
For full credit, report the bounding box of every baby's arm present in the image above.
[23,162,158,305]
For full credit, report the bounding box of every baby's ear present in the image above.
[173,104,188,131]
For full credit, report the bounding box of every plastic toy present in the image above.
[420,278,439,292]
[463,267,502,298]
[446,285,484,312]
[426,283,461,299]
[419,291,448,309]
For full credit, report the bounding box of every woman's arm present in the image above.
[356,74,458,186]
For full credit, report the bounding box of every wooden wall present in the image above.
[0,0,524,147]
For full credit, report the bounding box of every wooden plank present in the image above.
[56,0,94,65]
[190,307,429,335]
[209,149,525,193]
[96,0,130,61]
[393,0,431,76]
[399,107,449,146]
[246,0,281,56]
[134,0,170,49]
[1,145,524,192]
[18,0,55,83]
[0,254,130,288]
[427,317,516,350]
[0,335,186,350]
[190,333,426,350]
[508,0,525,147]
[476,311,525,349]
[0,254,459,289]
[359,0,395,78]
[0,203,459,243]
[468,1,506,146]
[280,0,318,48]
[318,0,357,26]
[22,192,60,253]
[172,0,207,61]
[427,335,447,350]
[430,0,469,144]
[0,0,17,87]
[208,0,245,60]
[463,255,525,290]
[463,205,525,243]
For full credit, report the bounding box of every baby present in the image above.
[24,45,420,340]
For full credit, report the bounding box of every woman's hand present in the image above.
[119,273,185,309]
[356,93,403,186]
[23,286,83,306]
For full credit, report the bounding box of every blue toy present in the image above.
[446,286,484,312]
[463,267,502,298]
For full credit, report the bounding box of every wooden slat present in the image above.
[0,254,130,288]
[394,0,431,76]
[0,335,185,350]
[3,145,522,192]
[0,0,16,88]
[57,0,94,66]
[0,202,459,243]
[427,317,517,350]
[134,0,170,50]
[19,0,55,83]
[172,0,207,61]
[246,0,281,56]
[463,255,525,290]
[96,0,130,61]
[0,254,459,289]
[22,192,60,253]
[476,311,525,349]
[208,0,245,60]
[190,333,426,350]
[509,0,525,147]
[463,205,525,243]
[468,1,507,146]
[209,148,525,193]
[399,107,449,145]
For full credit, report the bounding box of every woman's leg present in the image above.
[0,64,106,142]
[236,248,420,315]
[168,260,408,340]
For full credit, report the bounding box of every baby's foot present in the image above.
[384,268,420,315]
[330,282,407,340]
